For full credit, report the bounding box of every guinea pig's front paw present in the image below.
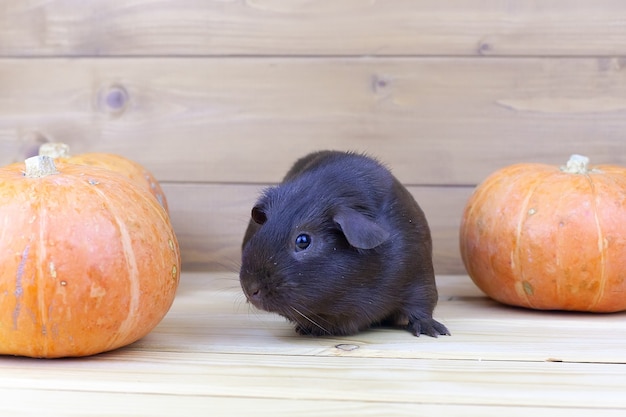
[409,317,451,337]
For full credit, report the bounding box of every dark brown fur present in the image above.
[240,151,449,337]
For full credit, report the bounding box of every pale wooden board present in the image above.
[4,393,625,417]
[1,58,625,185]
[163,183,474,274]
[139,273,626,364]
[1,352,625,408]
[1,272,625,417]
[1,0,626,57]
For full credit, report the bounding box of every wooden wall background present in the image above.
[1,0,625,275]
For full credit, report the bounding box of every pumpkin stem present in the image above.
[39,142,71,159]
[561,154,590,174]
[25,155,59,178]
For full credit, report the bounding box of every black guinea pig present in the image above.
[240,150,449,337]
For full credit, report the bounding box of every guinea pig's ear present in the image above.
[251,205,268,225]
[333,207,390,250]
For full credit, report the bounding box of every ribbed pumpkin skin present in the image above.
[57,153,168,213]
[460,160,626,312]
[68,153,169,213]
[0,160,180,357]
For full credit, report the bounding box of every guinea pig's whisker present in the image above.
[295,304,336,327]
[232,293,251,314]
[290,306,329,335]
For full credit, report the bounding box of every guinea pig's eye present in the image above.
[295,233,311,251]
[251,206,267,225]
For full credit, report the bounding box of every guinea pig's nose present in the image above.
[246,282,262,304]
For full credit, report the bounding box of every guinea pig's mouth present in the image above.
[247,295,285,315]
[243,286,298,320]
[242,287,262,309]
[242,285,333,335]
[241,283,277,312]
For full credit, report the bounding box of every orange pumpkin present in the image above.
[0,156,180,357]
[39,143,168,213]
[460,154,626,312]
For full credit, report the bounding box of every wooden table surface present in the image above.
[2,272,625,417]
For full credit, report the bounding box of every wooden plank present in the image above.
[163,183,473,274]
[1,351,625,409]
[1,57,625,185]
[2,0,626,57]
[4,392,624,417]
[1,273,626,416]
[137,274,626,365]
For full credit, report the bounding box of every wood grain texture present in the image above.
[1,273,626,416]
[1,57,625,185]
[143,273,626,364]
[5,394,624,417]
[163,183,473,274]
[2,0,626,57]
